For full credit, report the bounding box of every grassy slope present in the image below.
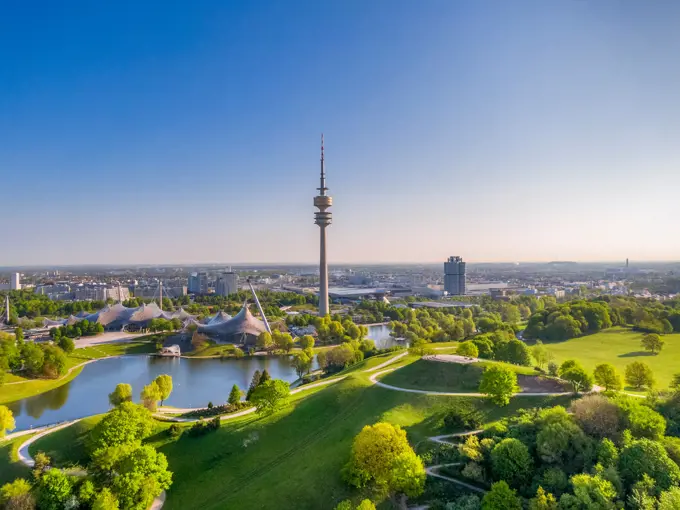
[545,327,680,390]
[28,416,103,467]
[0,341,156,405]
[0,435,34,485]
[381,359,536,393]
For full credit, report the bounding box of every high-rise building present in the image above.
[10,272,21,290]
[216,272,238,296]
[444,256,466,296]
[314,135,332,316]
[188,272,209,294]
[188,273,199,294]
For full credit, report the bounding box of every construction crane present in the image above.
[247,279,272,334]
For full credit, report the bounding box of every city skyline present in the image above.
[2,1,680,265]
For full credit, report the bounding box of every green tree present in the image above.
[627,474,656,510]
[531,341,553,369]
[562,473,617,509]
[291,351,312,378]
[479,365,519,406]
[14,327,24,342]
[528,487,558,510]
[619,439,680,491]
[37,468,72,510]
[256,331,273,351]
[41,345,67,378]
[92,488,119,510]
[89,402,154,452]
[78,480,96,504]
[108,444,172,510]
[593,364,623,391]
[343,422,425,501]
[597,439,619,468]
[670,372,680,392]
[246,370,262,400]
[154,374,173,406]
[659,487,680,510]
[108,383,133,407]
[0,405,15,438]
[356,500,376,510]
[561,363,594,393]
[299,334,315,350]
[625,362,655,390]
[490,438,533,488]
[274,332,295,353]
[496,339,533,366]
[21,342,44,376]
[140,381,162,411]
[250,379,290,415]
[456,341,479,358]
[0,478,34,510]
[228,384,242,406]
[57,336,75,354]
[482,481,522,510]
[641,333,664,354]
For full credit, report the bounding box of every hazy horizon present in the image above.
[3,1,680,266]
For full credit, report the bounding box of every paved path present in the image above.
[17,420,82,467]
[364,351,409,373]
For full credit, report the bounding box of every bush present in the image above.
[188,416,221,437]
[547,362,559,377]
[443,403,484,431]
[168,424,182,438]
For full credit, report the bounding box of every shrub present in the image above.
[168,424,182,438]
[570,395,623,439]
[456,341,479,358]
[443,403,484,431]
[547,362,559,377]
[490,438,533,488]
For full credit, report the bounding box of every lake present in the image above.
[6,355,305,430]
[7,324,401,430]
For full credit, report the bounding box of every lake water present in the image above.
[6,324,400,430]
[6,355,306,430]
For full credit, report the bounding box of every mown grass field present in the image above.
[544,327,680,390]
[28,415,104,467]
[381,358,537,393]
[0,434,33,485]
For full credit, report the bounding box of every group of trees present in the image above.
[50,319,105,340]
[440,394,680,509]
[524,300,614,342]
[1,331,68,382]
[1,386,172,510]
[317,339,377,374]
[255,330,295,354]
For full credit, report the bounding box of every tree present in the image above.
[479,365,519,406]
[659,487,680,510]
[14,327,24,342]
[259,369,271,385]
[21,342,44,377]
[89,402,154,452]
[291,351,312,378]
[570,395,622,439]
[561,363,594,393]
[496,339,533,366]
[563,473,617,509]
[36,468,72,510]
[256,331,273,352]
[343,422,425,501]
[274,332,295,353]
[447,494,482,510]
[490,438,533,488]
[250,379,290,415]
[356,500,376,510]
[299,334,315,350]
[246,370,262,400]
[641,333,664,354]
[0,478,34,510]
[531,341,553,369]
[92,488,119,510]
[593,364,623,391]
[57,336,75,354]
[108,383,133,407]
[0,405,15,438]
[670,372,680,392]
[482,481,521,510]
[109,444,172,510]
[597,438,619,468]
[41,345,67,378]
[140,381,162,411]
[528,487,558,510]
[618,439,680,491]
[228,384,242,406]
[154,374,173,406]
[456,341,479,358]
[625,362,655,390]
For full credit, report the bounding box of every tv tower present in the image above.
[314,134,332,316]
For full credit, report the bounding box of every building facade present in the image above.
[188,272,209,295]
[215,272,238,297]
[444,256,466,296]
[10,273,21,290]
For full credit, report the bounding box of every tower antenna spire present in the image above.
[314,133,333,316]
[319,133,327,196]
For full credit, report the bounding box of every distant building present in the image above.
[10,273,21,290]
[444,256,466,296]
[134,284,187,299]
[188,272,209,295]
[215,272,238,297]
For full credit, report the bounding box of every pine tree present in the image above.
[246,370,261,400]
[228,384,242,407]
[260,369,271,385]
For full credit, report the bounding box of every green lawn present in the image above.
[28,416,104,467]
[380,359,537,393]
[0,435,34,485]
[544,327,680,390]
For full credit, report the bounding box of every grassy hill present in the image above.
[545,327,680,390]
[380,359,538,393]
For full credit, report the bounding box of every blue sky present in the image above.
[2,1,679,265]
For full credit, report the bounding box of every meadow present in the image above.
[544,326,680,390]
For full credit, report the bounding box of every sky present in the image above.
[1,0,680,265]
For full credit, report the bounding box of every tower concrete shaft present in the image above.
[314,134,332,316]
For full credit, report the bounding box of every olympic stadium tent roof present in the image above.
[43,303,196,330]
[198,304,266,342]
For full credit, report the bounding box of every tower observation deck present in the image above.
[314,135,332,316]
